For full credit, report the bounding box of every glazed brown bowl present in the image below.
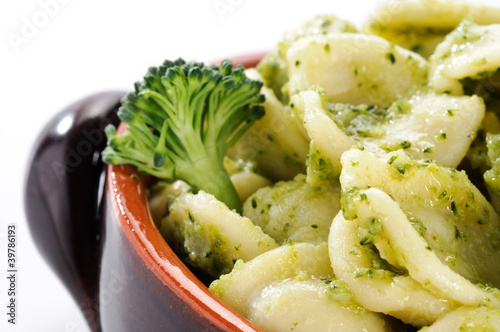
[25,53,267,332]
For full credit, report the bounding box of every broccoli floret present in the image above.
[103,59,265,211]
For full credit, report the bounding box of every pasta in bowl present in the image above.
[140,1,500,330]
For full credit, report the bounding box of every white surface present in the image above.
[0,0,499,331]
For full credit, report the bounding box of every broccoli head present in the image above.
[103,58,265,211]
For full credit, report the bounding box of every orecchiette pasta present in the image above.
[336,187,498,307]
[243,174,341,244]
[144,1,500,330]
[210,243,394,332]
[286,33,428,106]
[340,148,500,288]
[229,70,309,181]
[291,89,484,170]
[162,190,278,277]
[365,0,500,58]
[430,19,500,95]
[420,306,500,332]
[329,210,457,326]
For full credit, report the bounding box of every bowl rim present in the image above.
[106,52,268,332]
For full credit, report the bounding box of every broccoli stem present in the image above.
[176,156,242,211]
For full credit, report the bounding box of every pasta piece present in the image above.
[429,19,500,95]
[367,0,500,30]
[364,0,500,58]
[210,243,394,332]
[369,32,444,60]
[148,180,191,226]
[331,92,484,168]
[329,210,456,326]
[223,156,259,176]
[286,33,428,106]
[228,69,309,181]
[340,148,500,289]
[248,279,393,332]
[243,174,341,244]
[223,157,272,202]
[420,306,500,332]
[257,14,358,103]
[162,191,278,277]
[344,188,499,307]
[291,89,484,171]
[306,140,338,185]
[291,90,357,177]
[230,172,272,203]
[210,243,332,313]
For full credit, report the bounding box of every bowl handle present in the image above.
[24,91,124,332]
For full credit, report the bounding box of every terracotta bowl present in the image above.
[25,53,267,332]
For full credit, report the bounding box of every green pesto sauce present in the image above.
[386,52,396,64]
[306,141,338,185]
[325,100,411,139]
[458,306,500,332]
[325,279,364,312]
[359,217,382,246]
[485,133,500,195]
[408,216,427,237]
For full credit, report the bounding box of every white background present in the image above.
[0,0,499,331]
